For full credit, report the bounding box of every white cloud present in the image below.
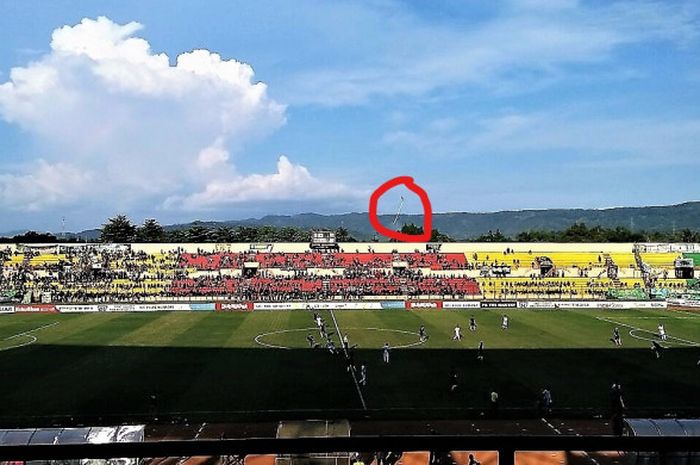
[383,111,700,166]
[284,0,699,105]
[171,155,360,210]
[0,160,93,211]
[0,16,355,215]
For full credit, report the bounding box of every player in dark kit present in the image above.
[651,340,663,359]
[449,368,459,393]
[306,333,318,348]
[327,339,337,354]
[610,327,622,346]
[359,364,367,386]
[469,316,477,331]
[476,341,485,361]
[419,325,428,342]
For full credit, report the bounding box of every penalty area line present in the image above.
[595,316,699,347]
[0,321,60,352]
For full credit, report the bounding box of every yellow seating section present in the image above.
[467,251,612,268]
[607,253,637,267]
[640,253,680,268]
[476,277,646,298]
[28,253,68,266]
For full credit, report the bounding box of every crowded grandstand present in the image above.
[1,239,697,305]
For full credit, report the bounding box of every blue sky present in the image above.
[1,0,699,232]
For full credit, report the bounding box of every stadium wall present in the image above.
[2,242,641,254]
[0,300,668,313]
[128,242,639,254]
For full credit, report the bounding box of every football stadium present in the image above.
[3,1,700,463]
[1,238,699,426]
[1,235,700,462]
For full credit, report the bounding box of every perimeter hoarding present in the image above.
[252,301,387,310]
[216,302,253,311]
[406,301,443,309]
[97,303,193,312]
[0,299,671,313]
[14,304,58,313]
[442,301,482,309]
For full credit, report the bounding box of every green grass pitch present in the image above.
[0,308,698,426]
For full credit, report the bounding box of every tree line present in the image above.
[2,215,700,243]
[96,215,357,243]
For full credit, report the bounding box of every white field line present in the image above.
[608,316,698,320]
[253,327,316,349]
[328,309,367,411]
[669,309,700,318]
[0,321,60,352]
[540,417,562,435]
[254,327,426,350]
[595,316,699,347]
[540,418,601,465]
[628,329,665,344]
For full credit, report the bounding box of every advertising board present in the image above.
[380,301,406,309]
[480,301,517,308]
[189,303,216,311]
[15,304,58,313]
[442,301,481,309]
[216,302,253,311]
[406,301,443,309]
[56,305,99,313]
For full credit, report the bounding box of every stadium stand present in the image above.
[0,242,693,304]
[639,253,680,269]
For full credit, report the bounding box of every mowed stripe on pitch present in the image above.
[0,313,172,414]
[175,312,250,347]
[230,310,298,348]
[0,314,61,340]
[109,312,209,347]
[37,313,124,346]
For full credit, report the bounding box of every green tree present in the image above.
[335,227,356,242]
[474,229,509,242]
[100,215,137,243]
[234,226,259,242]
[400,223,424,236]
[165,228,189,242]
[185,223,212,242]
[429,228,453,242]
[515,229,555,242]
[677,228,700,243]
[136,218,165,242]
[11,231,58,243]
[291,228,311,242]
[212,226,235,242]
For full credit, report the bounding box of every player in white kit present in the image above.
[658,323,667,341]
[453,324,462,341]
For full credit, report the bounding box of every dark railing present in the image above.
[1,436,699,465]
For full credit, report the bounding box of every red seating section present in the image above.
[180,252,467,270]
[170,274,480,297]
[174,251,477,298]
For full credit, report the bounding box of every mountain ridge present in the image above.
[14,200,699,240]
